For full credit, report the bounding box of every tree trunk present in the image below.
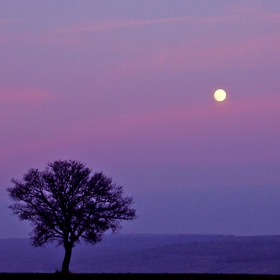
[61,244,73,274]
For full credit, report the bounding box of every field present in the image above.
[1,273,280,280]
[2,234,280,276]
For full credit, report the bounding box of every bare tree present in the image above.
[7,159,136,274]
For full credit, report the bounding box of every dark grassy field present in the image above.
[1,273,280,280]
[2,235,280,275]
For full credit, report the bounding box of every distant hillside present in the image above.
[1,234,280,274]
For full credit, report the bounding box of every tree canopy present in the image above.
[7,159,136,273]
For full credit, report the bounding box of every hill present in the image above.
[1,234,280,274]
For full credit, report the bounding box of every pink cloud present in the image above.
[29,4,280,49]
[15,15,236,48]
[51,14,236,35]
[3,5,280,60]
[0,19,27,24]
[0,19,11,24]
[225,2,280,20]
[1,12,236,48]
[0,87,54,105]
[90,5,280,78]
[1,93,279,172]
[102,94,280,132]
[94,29,280,86]
[24,94,280,149]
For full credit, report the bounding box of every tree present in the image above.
[7,159,136,274]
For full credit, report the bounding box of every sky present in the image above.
[1,0,280,239]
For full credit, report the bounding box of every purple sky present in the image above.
[1,0,280,238]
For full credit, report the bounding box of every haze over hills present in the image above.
[1,234,280,274]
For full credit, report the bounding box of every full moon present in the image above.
[214,89,226,102]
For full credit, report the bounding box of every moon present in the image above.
[214,89,227,102]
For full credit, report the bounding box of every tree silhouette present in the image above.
[7,159,136,274]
